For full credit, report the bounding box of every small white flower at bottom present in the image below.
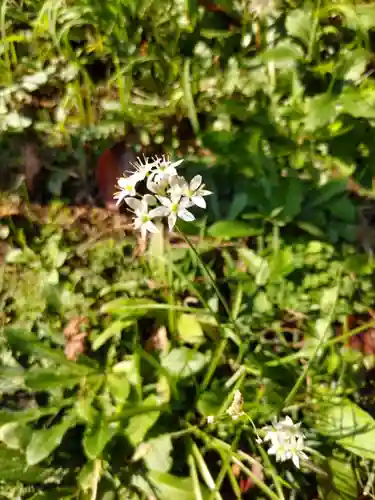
[206,415,215,424]
[125,195,161,239]
[260,416,308,469]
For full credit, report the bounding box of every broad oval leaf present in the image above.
[312,399,375,459]
[161,347,209,379]
[83,412,115,460]
[133,470,209,500]
[126,395,161,447]
[26,411,76,465]
[318,456,358,500]
[177,314,205,345]
[107,373,130,404]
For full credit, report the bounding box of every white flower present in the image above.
[114,173,142,205]
[112,154,210,236]
[125,195,161,238]
[206,415,215,424]
[181,174,212,209]
[151,157,184,183]
[146,174,170,196]
[154,192,195,231]
[126,156,159,181]
[260,416,308,469]
[227,390,245,420]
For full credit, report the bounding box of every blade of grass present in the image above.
[283,274,341,408]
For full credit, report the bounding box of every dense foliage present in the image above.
[1,0,375,499]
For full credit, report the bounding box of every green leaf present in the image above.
[197,390,224,417]
[100,298,157,317]
[320,287,338,315]
[0,444,53,482]
[0,422,31,450]
[0,406,67,426]
[107,373,130,404]
[208,220,261,239]
[227,193,248,220]
[253,291,273,314]
[83,412,114,460]
[306,180,347,209]
[126,395,161,447]
[338,87,375,119]
[281,177,303,221]
[355,4,375,30]
[26,411,76,465]
[133,470,210,500]
[5,328,95,375]
[262,41,303,67]
[92,320,134,351]
[327,197,356,223]
[286,7,313,46]
[0,366,25,394]
[177,314,205,345]
[142,434,173,472]
[312,399,375,459]
[304,93,337,131]
[296,221,325,238]
[161,348,209,379]
[318,456,358,500]
[25,368,83,390]
[186,0,198,27]
[335,48,369,82]
[237,248,270,286]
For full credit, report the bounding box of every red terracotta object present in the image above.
[96,140,136,210]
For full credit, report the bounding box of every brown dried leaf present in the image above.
[63,316,88,361]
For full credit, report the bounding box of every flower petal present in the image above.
[168,213,177,231]
[178,208,195,222]
[144,221,160,234]
[143,194,157,206]
[150,206,168,218]
[292,455,300,468]
[190,174,202,191]
[192,195,206,208]
[114,191,126,206]
[199,189,212,197]
[170,159,184,168]
[157,196,172,208]
[126,197,142,211]
[117,177,129,189]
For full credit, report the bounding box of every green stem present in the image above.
[283,274,341,407]
[307,0,322,62]
[176,229,235,326]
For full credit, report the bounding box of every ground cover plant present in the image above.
[2,0,375,499]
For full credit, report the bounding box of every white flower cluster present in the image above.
[260,416,308,469]
[114,156,212,238]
